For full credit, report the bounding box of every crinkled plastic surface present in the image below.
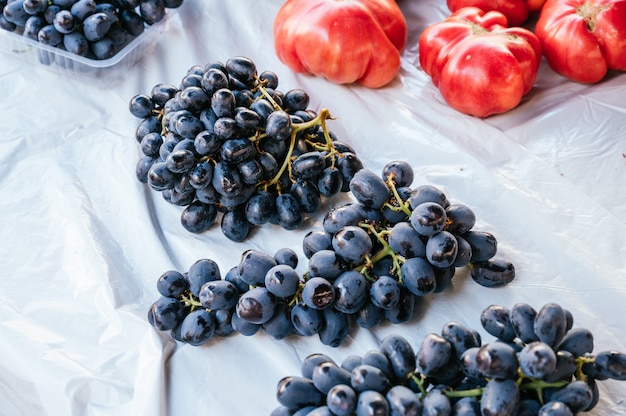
[1,1,625,415]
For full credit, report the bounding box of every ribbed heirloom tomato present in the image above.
[272,0,407,88]
[418,7,542,118]
[535,0,626,83]
[447,0,547,25]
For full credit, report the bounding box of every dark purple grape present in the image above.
[425,231,458,268]
[592,350,626,380]
[139,0,166,25]
[464,231,498,262]
[556,328,594,357]
[199,280,238,310]
[225,56,257,84]
[312,361,352,394]
[416,333,452,377]
[470,259,515,288]
[480,378,520,416]
[276,376,325,410]
[236,287,277,325]
[356,390,389,416]
[382,160,414,187]
[149,296,185,331]
[441,321,482,359]
[349,168,390,210]
[156,269,188,298]
[178,308,215,346]
[476,342,519,379]
[534,303,568,347]
[275,193,304,230]
[291,303,323,336]
[327,384,357,416]
[410,202,447,237]
[519,341,557,379]
[401,257,436,296]
[332,270,368,314]
[319,306,349,347]
[480,304,517,342]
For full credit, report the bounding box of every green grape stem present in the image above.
[179,292,203,311]
[355,222,406,282]
[385,174,412,217]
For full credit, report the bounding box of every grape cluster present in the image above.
[128,56,363,241]
[0,0,181,60]
[272,302,626,416]
[301,160,515,327]
[147,160,516,348]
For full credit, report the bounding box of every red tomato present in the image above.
[418,7,542,118]
[447,0,546,26]
[273,0,407,88]
[535,0,626,83]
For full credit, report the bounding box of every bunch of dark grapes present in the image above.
[128,56,363,242]
[0,0,182,60]
[300,160,515,330]
[147,160,516,349]
[272,302,626,416]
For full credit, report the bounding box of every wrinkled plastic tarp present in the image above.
[1,1,625,415]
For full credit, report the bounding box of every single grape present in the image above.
[441,321,482,360]
[311,361,352,394]
[464,231,497,262]
[291,303,323,336]
[369,275,401,310]
[400,257,436,296]
[332,225,372,265]
[178,308,215,346]
[265,264,301,298]
[332,270,368,314]
[327,384,357,416]
[262,301,294,340]
[382,160,414,187]
[180,200,217,233]
[350,364,390,393]
[356,390,389,416]
[475,342,519,379]
[534,302,568,347]
[349,168,391,210]
[408,185,448,209]
[556,328,594,357]
[480,378,520,416]
[156,269,188,298]
[425,231,458,268]
[519,341,558,379]
[470,259,515,288]
[388,222,426,259]
[410,202,447,236]
[416,333,452,377]
[422,388,452,416]
[537,401,574,416]
[510,302,539,343]
[276,376,325,410]
[198,280,239,310]
[149,296,185,331]
[318,306,349,347]
[236,287,277,325]
[302,276,336,310]
[386,385,422,416]
[275,193,304,230]
[480,304,517,342]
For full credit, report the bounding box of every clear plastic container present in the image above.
[0,11,174,86]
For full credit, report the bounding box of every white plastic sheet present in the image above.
[1,0,625,415]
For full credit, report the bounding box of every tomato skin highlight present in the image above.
[273,0,407,88]
[419,7,542,118]
[535,0,626,83]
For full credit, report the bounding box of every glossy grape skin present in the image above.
[178,308,215,346]
[453,397,480,416]
[537,401,574,416]
[282,88,309,113]
[416,333,452,377]
[323,204,363,234]
[319,306,350,348]
[237,249,277,286]
[592,350,626,380]
[337,153,364,191]
[382,160,414,187]
[332,226,372,265]
[198,280,238,310]
[292,152,326,179]
[386,385,421,416]
[355,299,385,329]
[388,222,426,259]
[480,378,520,416]
[350,364,390,393]
[308,250,346,280]
[302,230,332,258]
[262,301,294,340]
[421,388,451,416]
[180,200,217,233]
[276,376,325,410]
[311,361,352,394]
[510,302,539,343]
[464,231,498,262]
[470,259,515,288]
[63,31,89,56]
[544,350,577,383]
[441,321,482,360]
[318,167,344,198]
[349,168,391,210]
[302,277,336,310]
[480,304,517,342]
[332,271,368,314]
[425,231,458,268]
[4,0,31,26]
[408,185,449,209]
[149,296,185,331]
[147,161,177,190]
[384,286,415,324]
[156,269,188,298]
[356,390,389,416]
[460,347,486,384]
[186,258,220,296]
[519,341,557,379]
[265,110,293,141]
[546,380,594,413]
[534,303,568,347]
[231,311,260,336]
[556,328,594,357]
[327,384,357,416]
[291,179,321,213]
[82,12,112,41]
[369,275,401,310]
[410,202,447,236]
[276,194,304,230]
[265,264,300,298]
[38,24,63,46]
[291,303,323,336]
[400,257,436,296]
[236,287,277,325]
[475,342,519,379]
[225,56,256,84]
[139,0,166,25]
